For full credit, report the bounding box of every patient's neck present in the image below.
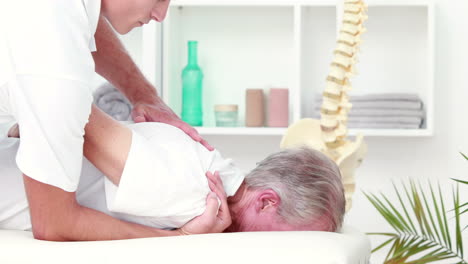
[228,180,246,205]
[225,181,250,232]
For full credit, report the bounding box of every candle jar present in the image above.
[245,89,265,127]
[268,88,289,127]
[214,105,238,127]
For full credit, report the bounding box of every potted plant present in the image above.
[365,153,467,263]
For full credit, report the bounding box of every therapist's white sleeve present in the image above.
[0,0,99,192]
[9,76,93,192]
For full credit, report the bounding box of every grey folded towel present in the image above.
[314,100,422,110]
[94,83,132,121]
[347,122,421,129]
[348,116,422,125]
[314,93,424,109]
[312,108,425,118]
[349,93,422,102]
[352,100,423,110]
[349,108,425,117]
[315,93,422,102]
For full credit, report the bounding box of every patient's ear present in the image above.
[254,189,280,213]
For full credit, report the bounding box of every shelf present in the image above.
[170,0,433,7]
[195,127,433,137]
[195,127,287,136]
[170,0,339,7]
[142,0,435,137]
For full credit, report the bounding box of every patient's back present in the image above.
[97,122,245,229]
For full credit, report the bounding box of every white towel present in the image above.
[94,83,132,121]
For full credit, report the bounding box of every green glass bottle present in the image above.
[181,41,203,126]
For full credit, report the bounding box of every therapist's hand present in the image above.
[131,99,214,151]
[178,171,231,235]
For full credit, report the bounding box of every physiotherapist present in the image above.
[0,0,223,241]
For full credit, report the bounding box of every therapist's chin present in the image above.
[113,23,138,35]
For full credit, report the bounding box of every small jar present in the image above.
[214,105,238,127]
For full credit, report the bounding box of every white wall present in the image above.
[202,1,468,263]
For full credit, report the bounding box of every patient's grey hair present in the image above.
[245,146,345,232]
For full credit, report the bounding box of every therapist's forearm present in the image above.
[24,175,179,241]
[71,204,180,241]
[92,16,159,105]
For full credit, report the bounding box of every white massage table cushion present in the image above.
[0,226,370,264]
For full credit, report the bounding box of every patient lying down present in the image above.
[0,106,345,234]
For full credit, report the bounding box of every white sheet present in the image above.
[0,226,371,264]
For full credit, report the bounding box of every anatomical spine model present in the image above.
[281,0,368,212]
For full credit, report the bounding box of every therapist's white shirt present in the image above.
[0,0,101,192]
[0,122,245,230]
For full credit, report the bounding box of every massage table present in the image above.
[0,226,370,264]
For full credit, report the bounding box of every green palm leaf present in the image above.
[461,152,468,161]
[452,152,468,220]
[454,185,464,257]
[452,178,468,185]
[365,180,467,264]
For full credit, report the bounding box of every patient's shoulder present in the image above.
[126,122,188,141]
[125,122,220,165]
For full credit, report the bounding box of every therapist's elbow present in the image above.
[30,205,82,242]
[23,175,81,241]
[31,216,75,241]
[32,226,63,241]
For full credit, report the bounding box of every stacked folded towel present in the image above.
[94,82,133,121]
[314,93,425,129]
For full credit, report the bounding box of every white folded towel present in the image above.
[94,83,132,121]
